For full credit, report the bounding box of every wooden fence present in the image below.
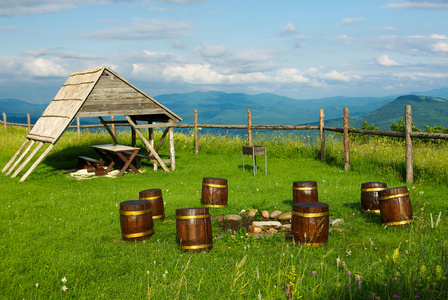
[2,105,448,183]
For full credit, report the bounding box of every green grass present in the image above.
[0,127,447,299]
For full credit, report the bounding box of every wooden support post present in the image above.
[6,140,35,176]
[98,117,118,144]
[76,117,81,138]
[111,116,115,136]
[3,112,6,132]
[319,109,325,161]
[131,127,136,147]
[405,105,414,183]
[248,109,253,146]
[2,139,30,173]
[27,114,31,132]
[12,142,44,178]
[343,107,350,171]
[148,120,154,148]
[169,120,175,171]
[20,144,55,182]
[194,109,199,154]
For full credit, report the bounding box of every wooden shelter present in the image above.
[2,66,182,182]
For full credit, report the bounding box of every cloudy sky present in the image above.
[1,0,447,103]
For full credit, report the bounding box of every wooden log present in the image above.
[319,109,325,161]
[194,109,199,154]
[405,105,414,183]
[111,116,115,136]
[12,142,44,178]
[248,109,252,146]
[76,117,81,138]
[98,116,118,144]
[27,114,31,132]
[2,112,6,132]
[343,108,350,171]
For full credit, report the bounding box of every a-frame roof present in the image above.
[26,66,182,144]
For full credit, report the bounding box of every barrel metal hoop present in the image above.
[293,211,329,218]
[122,229,154,239]
[179,243,213,250]
[361,187,387,192]
[202,183,227,189]
[140,195,162,200]
[120,208,152,216]
[304,242,326,247]
[293,187,317,191]
[385,219,413,226]
[176,214,211,220]
[152,214,165,220]
[378,192,409,201]
[362,209,381,214]
[202,204,227,208]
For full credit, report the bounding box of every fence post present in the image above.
[405,105,414,183]
[27,113,31,132]
[320,109,325,161]
[111,116,115,136]
[248,109,253,146]
[2,112,7,132]
[343,108,350,171]
[77,117,81,138]
[194,109,199,154]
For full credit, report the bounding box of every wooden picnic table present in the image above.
[91,144,141,176]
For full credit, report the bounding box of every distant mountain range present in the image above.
[1,87,448,131]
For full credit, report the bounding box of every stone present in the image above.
[213,215,224,222]
[252,221,282,229]
[265,227,277,235]
[277,212,292,221]
[282,224,291,229]
[225,214,242,221]
[330,218,344,227]
[262,210,270,219]
[270,210,283,219]
[247,209,258,218]
[248,225,263,234]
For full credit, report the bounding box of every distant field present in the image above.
[1,126,447,299]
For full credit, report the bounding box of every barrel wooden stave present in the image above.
[139,188,165,221]
[201,177,228,208]
[119,200,154,242]
[293,181,318,203]
[361,182,387,213]
[378,186,413,227]
[176,207,213,252]
[292,202,329,246]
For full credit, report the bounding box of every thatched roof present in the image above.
[27,66,182,144]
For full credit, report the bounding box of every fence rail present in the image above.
[2,106,448,183]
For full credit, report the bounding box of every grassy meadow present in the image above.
[0,126,447,299]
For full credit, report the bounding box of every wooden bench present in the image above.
[76,156,107,176]
[122,151,170,171]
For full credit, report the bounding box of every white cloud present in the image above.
[432,42,448,52]
[280,23,297,36]
[386,1,448,9]
[275,68,310,84]
[342,17,364,25]
[195,43,228,57]
[377,54,400,66]
[74,19,192,40]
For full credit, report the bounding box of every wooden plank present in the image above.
[20,144,55,182]
[2,139,30,173]
[76,108,166,118]
[405,105,414,183]
[125,116,169,172]
[11,142,44,178]
[6,140,35,175]
[134,123,175,129]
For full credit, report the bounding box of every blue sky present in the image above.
[1,0,447,103]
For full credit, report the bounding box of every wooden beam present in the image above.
[2,139,30,173]
[156,127,169,153]
[6,140,35,176]
[11,142,44,178]
[125,116,169,172]
[343,107,350,172]
[133,123,175,129]
[20,144,55,182]
[320,109,325,161]
[405,105,414,183]
[98,116,118,144]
